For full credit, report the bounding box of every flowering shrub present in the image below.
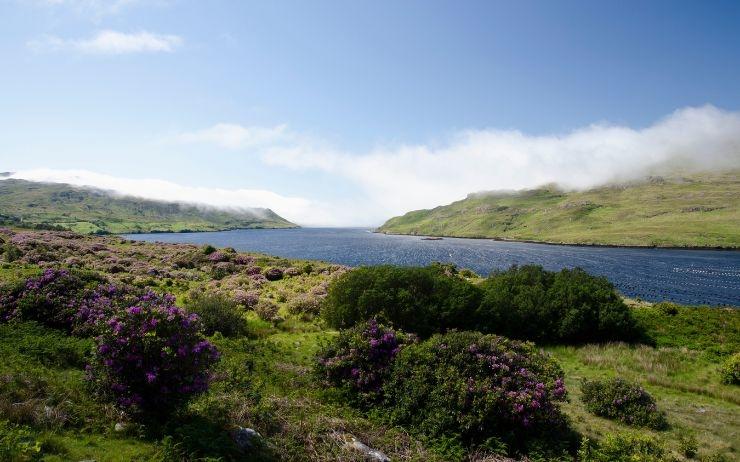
[315,320,414,401]
[11,269,104,330]
[232,289,259,308]
[283,267,301,277]
[88,298,220,416]
[264,267,283,281]
[207,251,229,263]
[382,331,567,444]
[580,377,667,429]
[254,300,280,322]
[720,353,740,385]
[288,294,322,318]
[232,254,254,265]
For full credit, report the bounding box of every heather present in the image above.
[0,229,737,461]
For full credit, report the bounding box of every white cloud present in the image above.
[173,124,289,150]
[28,30,182,54]
[3,169,344,226]
[257,105,740,220]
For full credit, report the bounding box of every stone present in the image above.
[337,433,390,462]
[232,426,261,451]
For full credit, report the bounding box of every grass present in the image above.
[0,229,738,461]
[377,170,740,248]
[0,178,296,234]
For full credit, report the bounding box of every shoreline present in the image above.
[373,230,740,251]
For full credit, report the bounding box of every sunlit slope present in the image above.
[377,171,740,248]
[0,178,297,234]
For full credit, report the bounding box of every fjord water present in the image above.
[125,228,740,306]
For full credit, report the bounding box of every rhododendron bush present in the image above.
[88,296,219,415]
[382,331,567,444]
[315,319,415,401]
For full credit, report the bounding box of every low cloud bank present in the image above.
[258,105,740,217]
[3,170,341,226]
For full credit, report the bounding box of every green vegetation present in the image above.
[0,178,296,234]
[0,229,737,461]
[324,264,641,344]
[580,377,668,430]
[378,170,740,248]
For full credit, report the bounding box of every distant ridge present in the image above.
[377,170,740,248]
[0,178,297,234]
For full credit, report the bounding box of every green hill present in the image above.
[0,178,297,234]
[377,170,740,248]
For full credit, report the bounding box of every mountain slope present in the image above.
[0,178,297,234]
[377,171,740,248]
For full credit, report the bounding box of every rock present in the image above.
[114,422,127,432]
[337,433,390,462]
[232,427,261,451]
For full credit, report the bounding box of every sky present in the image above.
[1,0,740,226]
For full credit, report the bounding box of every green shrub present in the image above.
[476,265,640,344]
[254,300,279,322]
[0,420,42,461]
[287,294,322,318]
[720,353,740,385]
[185,291,247,337]
[382,331,567,447]
[578,433,666,462]
[678,434,698,459]
[2,244,22,262]
[315,320,415,402]
[323,265,482,337]
[580,377,667,429]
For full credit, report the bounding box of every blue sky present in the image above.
[1,0,739,225]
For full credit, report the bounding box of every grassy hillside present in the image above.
[0,230,737,461]
[377,170,740,248]
[0,178,296,234]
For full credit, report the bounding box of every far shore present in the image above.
[373,229,740,251]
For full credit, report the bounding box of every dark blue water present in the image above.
[125,228,740,306]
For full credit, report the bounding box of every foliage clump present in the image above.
[578,433,666,462]
[264,267,284,281]
[323,264,482,337]
[0,420,42,461]
[382,331,567,445]
[580,377,667,429]
[720,352,740,385]
[475,265,641,343]
[185,291,247,337]
[315,319,415,401]
[88,294,220,417]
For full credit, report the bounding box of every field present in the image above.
[377,170,740,248]
[0,230,738,461]
[0,179,296,234]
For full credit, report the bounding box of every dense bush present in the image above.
[382,331,567,445]
[5,269,105,330]
[288,294,322,318]
[264,267,284,281]
[254,299,280,322]
[323,265,482,337]
[315,320,415,401]
[720,353,740,385]
[578,433,666,462]
[475,265,640,344]
[185,291,247,337]
[88,296,220,417]
[580,377,667,429]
